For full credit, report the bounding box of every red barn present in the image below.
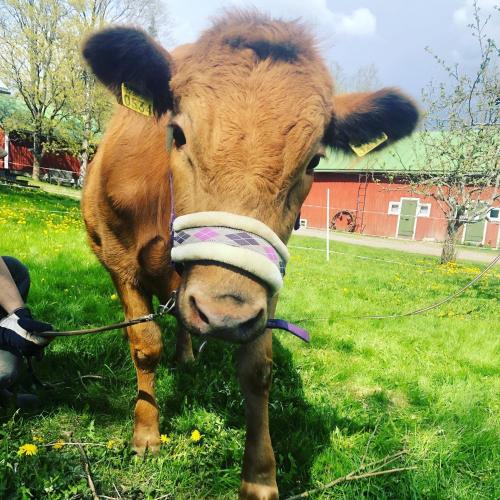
[1,127,80,177]
[302,135,500,249]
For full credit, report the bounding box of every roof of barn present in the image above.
[317,133,430,174]
[317,128,500,175]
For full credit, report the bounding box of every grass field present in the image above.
[0,185,498,499]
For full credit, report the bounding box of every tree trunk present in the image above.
[79,137,89,187]
[32,131,42,181]
[79,109,92,187]
[441,222,459,264]
[79,75,93,188]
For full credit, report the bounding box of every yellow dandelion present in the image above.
[110,293,118,301]
[18,443,38,456]
[52,439,65,450]
[106,439,116,449]
[32,435,44,443]
[160,434,171,444]
[190,430,202,443]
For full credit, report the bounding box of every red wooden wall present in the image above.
[1,128,80,175]
[302,172,499,248]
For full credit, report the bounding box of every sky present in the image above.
[161,0,499,103]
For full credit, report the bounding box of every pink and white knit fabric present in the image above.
[170,212,290,293]
[173,226,286,276]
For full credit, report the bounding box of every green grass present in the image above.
[17,175,82,200]
[0,185,498,499]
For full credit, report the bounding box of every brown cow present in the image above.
[81,11,418,499]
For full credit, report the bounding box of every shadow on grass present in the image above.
[10,331,353,496]
[159,335,362,497]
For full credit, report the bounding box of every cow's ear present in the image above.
[324,88,419,155]
[82,27,173,117]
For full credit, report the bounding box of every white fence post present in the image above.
[326,188,330,261]
[3,132,9,169]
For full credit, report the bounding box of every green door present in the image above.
[398,199,418,238]
[464,219,485,244]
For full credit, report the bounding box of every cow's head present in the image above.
[83,13,419,343]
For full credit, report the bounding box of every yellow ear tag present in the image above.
[121,83,153,117]
[350,132,388,157]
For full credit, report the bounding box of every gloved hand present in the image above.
[0,307,52,357]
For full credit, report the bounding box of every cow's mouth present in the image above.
[175,262,270,344]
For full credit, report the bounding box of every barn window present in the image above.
[388,201,400,215]
[488,208,500,222]
[418,203,431,217]
[299,218,308,228]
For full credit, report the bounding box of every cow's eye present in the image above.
[306,154,323,174]
[172,124,186,148]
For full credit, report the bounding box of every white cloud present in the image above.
[453,7,467,26]
[333,8,377,37]
[164,0,377,47]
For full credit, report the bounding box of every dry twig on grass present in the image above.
[40,441,107,448]
[113,483,123,499]
[360,416,382,468]
[286,449,416,500]
[76,443,99,500]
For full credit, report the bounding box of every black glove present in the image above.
[0,307,52,357]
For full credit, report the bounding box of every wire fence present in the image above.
[288,244,432,268]
[301,203,449,222]
[6,162,79,175]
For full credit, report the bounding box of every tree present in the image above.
[403,1,499,263]
[0,0,171,183]
[330,61,381,93]
[62,0,171,184]
[0,0,71,179]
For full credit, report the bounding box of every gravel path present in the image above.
[295,227,499,264]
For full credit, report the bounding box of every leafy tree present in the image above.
[404,1,499,263]
[0,0,71,179]
[0,0,170,183]
[62,0,171,184]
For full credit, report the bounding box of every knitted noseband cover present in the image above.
[171,212,290,294]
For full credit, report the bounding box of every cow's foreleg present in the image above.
[117,281,162,454]
[175,324,195,363]
[237,329,278,500]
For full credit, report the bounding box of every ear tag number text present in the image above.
[121,83,153,117]
[350,132,388,157]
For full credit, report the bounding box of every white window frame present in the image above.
[387,201,401,215]
[299,218,308,228]
[487,207,500,223]
[417,202,431,218]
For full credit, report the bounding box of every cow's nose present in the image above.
[187,292,266,340]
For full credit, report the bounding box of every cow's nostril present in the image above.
[189,296,210,325]
[239,308,265,333]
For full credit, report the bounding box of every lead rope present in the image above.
[36,292,177,338]
[287,253,499,325]
[24,293,177,389]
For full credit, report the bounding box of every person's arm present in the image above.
[0,258,25,314]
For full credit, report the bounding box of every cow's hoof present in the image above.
[239,481,279,500]
[132,430,161,455]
